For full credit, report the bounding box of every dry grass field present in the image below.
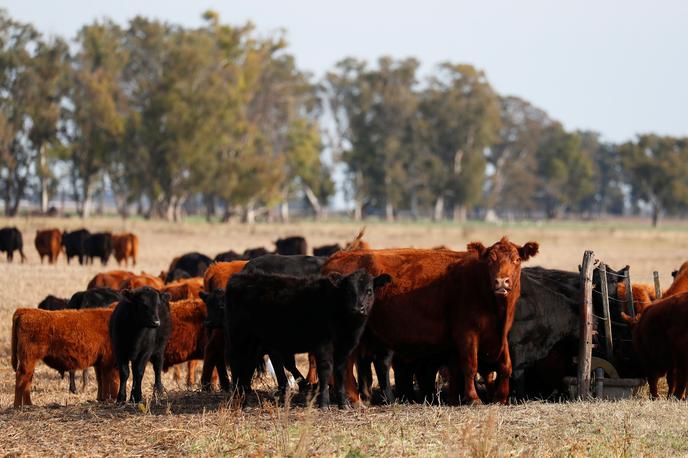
[2,217,688,456]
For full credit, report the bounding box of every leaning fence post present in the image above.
[623,270,635,318]
[654,271,662,299]
[578,250,595,399]
[599,263,614,360]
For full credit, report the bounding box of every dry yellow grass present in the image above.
[1,217,688,456]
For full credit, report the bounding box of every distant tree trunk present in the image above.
[433,195,444,222]
[303,185,323,220]
[453,204,466,222]
[244,201,256,224]
[385,201,395,222]
[353,171,364,221]
[280,189,289,223]
[204,194,216,222]
[410,190,419,220]
[652,203,661,227]
[38,144,49,213]
[173,196,186,222]
[81,180,92,219]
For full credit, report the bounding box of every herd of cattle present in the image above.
[7,225,688,409]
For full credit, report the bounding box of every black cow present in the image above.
[200,286,303,392]
[62,229,90,265]
[313,244,342,258]
[275,236,308,256]
[226,269,392,408]
[69,287,122,310]
[0,227,26,263]
[242,247,271,259]
[84,232,113,265]
[165,252,212,283]
[214,250,243,263]
[37,295,70,311]
[243,254,327,277]
[109,287,172,403]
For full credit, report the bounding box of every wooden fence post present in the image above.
[599,263,614,360]
[624,270,635,318]
[578,250,595,399]
[654,271,662,299]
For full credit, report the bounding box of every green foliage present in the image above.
[620,135,688,226]
[0,8,686,224]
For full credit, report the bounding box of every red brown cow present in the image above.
[203,261,248,291]
[322,237,538,405]
[112,233,139,267]
[163,299,210,387]
[162,277,204,301]
[200,260,248,391]
[120,273,165,290]
[617,283,657,315]
[664,261,688,297]
[12,307,118,407]
[87,270,136,290]
[622,291,688,399]
[34,229,62,264]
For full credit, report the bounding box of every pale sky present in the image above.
[5,0,688,143]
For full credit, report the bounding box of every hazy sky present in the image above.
[5,0,688,143]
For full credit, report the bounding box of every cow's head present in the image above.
[468,237,539,299]
[123,286,170,328]
[199,288,225,328]
[325,269,392,317]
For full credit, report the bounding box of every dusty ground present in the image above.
[1,217,688,456]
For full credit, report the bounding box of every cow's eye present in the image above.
[514,258,521,264]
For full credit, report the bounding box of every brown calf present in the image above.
[87,270,136,290]
[163,299,209,387]
[12,308,118,407]
[34,229,62,264]
[162,277,204,301]
[112,233,139,267]
[120,273,165,290]
[617,283,657,315]
[203,261,248,291]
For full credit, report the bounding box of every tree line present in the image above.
[1,10,686,226]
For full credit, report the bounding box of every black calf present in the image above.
[109,287,172,404]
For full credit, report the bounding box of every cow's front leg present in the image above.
[457,333,480,405]
[493,344,512,404]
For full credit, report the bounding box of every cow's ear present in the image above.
[373,273,392,290]
[326,272,344,287]
[122,289,135,301]
[466,242,486,257]
[519,242,539,261]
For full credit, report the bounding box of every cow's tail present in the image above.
[11,312,20,371]
[345,227,367,251]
